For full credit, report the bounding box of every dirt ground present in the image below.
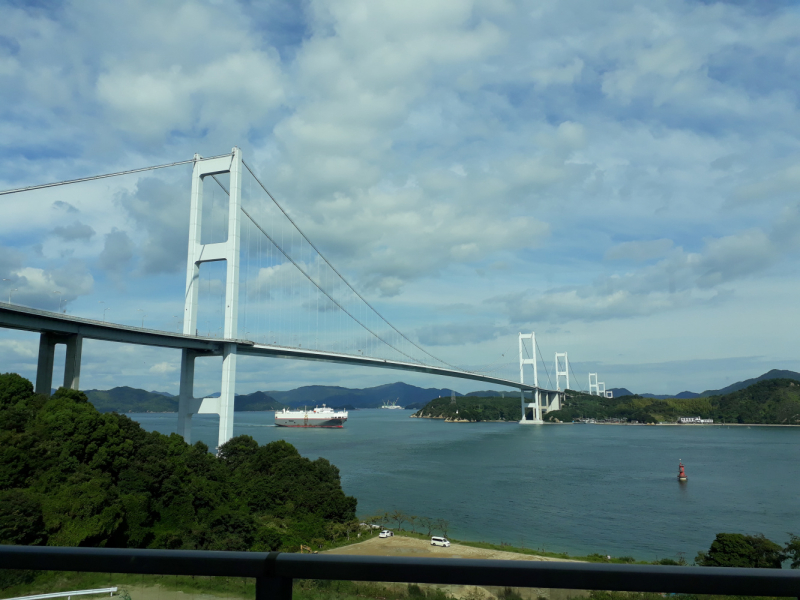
[325,534,579,562]
[324,535,588,600]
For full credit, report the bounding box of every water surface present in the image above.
[131,410,800,561]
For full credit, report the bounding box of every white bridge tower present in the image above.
[178,148,243,448]
[555,352,569,391]
[589,373,599,395]
[518,332,542,424]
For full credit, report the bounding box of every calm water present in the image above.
[131,410,799,561]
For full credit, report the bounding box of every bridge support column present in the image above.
[35,332,83,395]
[63,334,82,390]
[178,349,198,444]
[35,332,57,395]
[218,343,237,448]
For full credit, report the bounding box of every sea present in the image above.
[131,409,799,562]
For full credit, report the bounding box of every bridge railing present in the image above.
[2,546,799,599]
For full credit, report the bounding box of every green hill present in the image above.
[412,396,522,421]
[699,368,800,397]
[83,387,284,413]
[546,378,800,424]
[0,373,356,551]
[85,386,178,412]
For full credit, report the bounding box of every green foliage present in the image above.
[546,379,800,424]
[413,396,522,421]
[783,534,800,569]
[0,374,356,553]
[695,533,784,568]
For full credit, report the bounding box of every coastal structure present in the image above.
[679,416,714,424]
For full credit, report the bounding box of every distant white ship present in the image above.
[381,399,403,409]
[275,404,348,428]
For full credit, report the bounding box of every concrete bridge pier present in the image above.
[35,331,83,395]
[519,390,543,424]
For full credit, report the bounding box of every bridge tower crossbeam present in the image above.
[178,148,243,448]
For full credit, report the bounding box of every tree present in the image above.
[391,509,406,531]
[419,516,433,537]
[696,533,784,568]
[435,518,450,538]
[408,515,418,533]
[785,534,800,569]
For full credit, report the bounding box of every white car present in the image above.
[379,530,394,538]
[431,536,450,547]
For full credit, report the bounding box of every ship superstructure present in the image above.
[275,404,348,428]
[380,399,403,409]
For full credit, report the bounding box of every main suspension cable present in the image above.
[0,153,233,196]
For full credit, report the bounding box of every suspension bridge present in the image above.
[0,148,611,446]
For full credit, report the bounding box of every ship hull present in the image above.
[275,418,347,428]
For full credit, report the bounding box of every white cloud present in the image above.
[149,361,177,374]
[605,239,674,262]
[2,0,800,393]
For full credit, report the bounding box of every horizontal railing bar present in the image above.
[1,546,799,596]
[5,587,118,600]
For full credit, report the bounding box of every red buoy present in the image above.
[677,460,688,482]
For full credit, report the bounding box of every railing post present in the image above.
[256,577,292,600]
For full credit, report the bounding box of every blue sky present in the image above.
[1,0,799,396]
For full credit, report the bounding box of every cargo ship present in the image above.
[274,404,348,428]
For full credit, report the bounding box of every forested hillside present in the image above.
[546,379,800,424]
[412,396,522,421]
[84,387,284,413]
[0,373,356,551]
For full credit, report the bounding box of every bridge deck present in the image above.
[0,303,555,394]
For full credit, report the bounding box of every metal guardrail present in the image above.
[4,587,118,600]
[2,546,799,599]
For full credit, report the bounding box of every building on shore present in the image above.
[678,416,714,424]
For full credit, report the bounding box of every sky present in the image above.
[1,0,799,397]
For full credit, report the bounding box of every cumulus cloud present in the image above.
[52,201,79,213]
[7,262,93,310]
[149,361,177,374]
[492,221,790,324]
[2,0,800,390]
[116,177,189,275]
[52,221,95,242]
[98,229,134,276]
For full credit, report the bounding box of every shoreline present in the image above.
[411,414,800,426]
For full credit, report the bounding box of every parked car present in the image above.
[379,530,394,538]
[431,536,450,547]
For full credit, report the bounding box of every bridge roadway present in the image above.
[0,302,556,395]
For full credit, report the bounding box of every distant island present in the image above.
[548,378,800,425]
[82,382,475,413]
[84,387,286,413]
[412,378,800,425]
[412,396,522,422]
